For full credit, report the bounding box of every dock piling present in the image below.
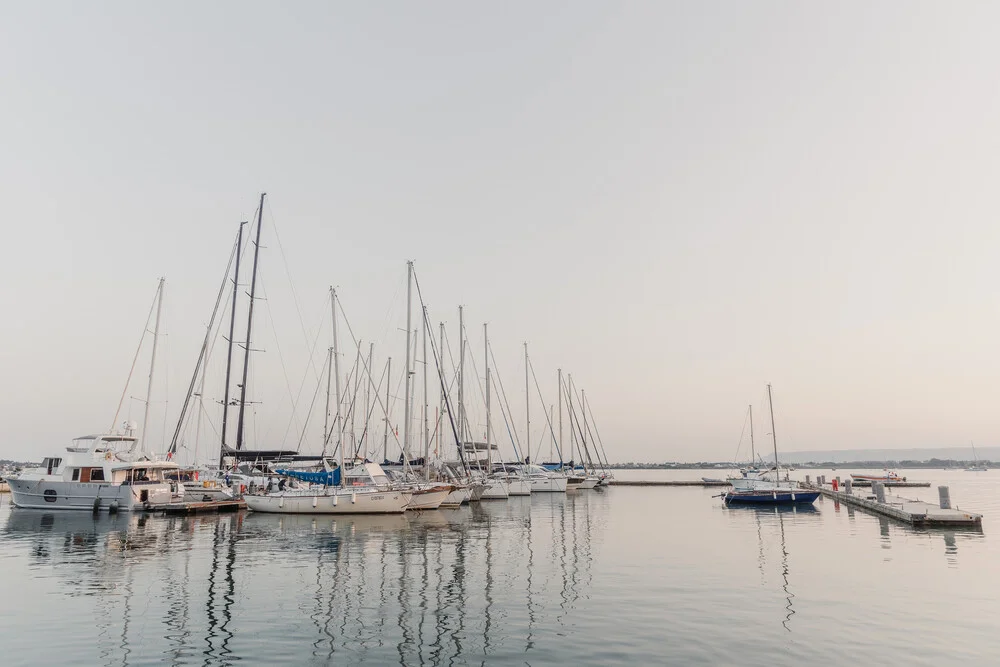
[844,478,852,495]
[939,486,951,510]
[873,482,886,503]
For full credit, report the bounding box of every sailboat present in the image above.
[966,442,988,472]
[723,385,819,506]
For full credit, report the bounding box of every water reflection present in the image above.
[725,505,818,632]
[2,495,600,667]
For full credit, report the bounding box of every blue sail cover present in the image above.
[275,468,341,486]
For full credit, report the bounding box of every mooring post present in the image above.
[938,486,951,510]
[844,478,852,495]
[873,481,886,503]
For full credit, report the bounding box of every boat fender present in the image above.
[278,496,284,509]
[312,496,318,508]
[351,492,357,504]
[791,493,796,501]
[109,501,119,514]
[93,498,101,514]
[333,494,338,506]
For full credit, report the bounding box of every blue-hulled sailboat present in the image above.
[724,385,819,506]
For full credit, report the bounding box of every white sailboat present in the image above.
[966,442,988,472]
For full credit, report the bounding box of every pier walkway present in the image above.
[811,485,982,527]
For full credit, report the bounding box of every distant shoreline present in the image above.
[605,459,992,470]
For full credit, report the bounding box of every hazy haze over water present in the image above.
[3,3,1000,462]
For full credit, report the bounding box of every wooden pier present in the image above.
[811,485,982,527]
[145,499,246,515]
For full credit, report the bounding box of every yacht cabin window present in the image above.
[72,468,80,481]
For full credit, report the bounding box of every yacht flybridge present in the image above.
[7,430,179,511]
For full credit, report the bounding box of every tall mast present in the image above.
[566,373,579,469]
[458,305,465,447]
[767,384,778,475]
[236,193,265,451]
[524,342,530,464]
[485,323,491,471]
[365,343,373,451]
[581,388,589,473]
[403,261,414,465]
[749,404,755,464]
[422,306,430,480]
[322,346,333,449]
[439,322,446,463]
[557,368,562,465]
[219,221,246,468]
[138,277,165,454]
[331,287,343,477]
[383,357,391,463]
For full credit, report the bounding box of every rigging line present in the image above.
[489,371,523,463]
[355,359,389,457]
[526,355,563,462]
[296,347,329,452]
[279,289,330,448]
[334,296,410,462]
[258,271,304,448]
[409,267,468,472]
[566,381,599,471]
[487,342,524,454]
[731,408,750,467]
[583,395,612,469]
[110,281,160,432]
[264,197,323,385]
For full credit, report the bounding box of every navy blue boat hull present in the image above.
[724,490,820,505]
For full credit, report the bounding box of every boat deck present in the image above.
[145,499,247,514]
[847,480,931,488]
[812,485,982,527]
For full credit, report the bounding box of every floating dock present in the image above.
[145,499,246,515]
[811,484,982,527]
[845,480,930,488]
[609,480,730,487]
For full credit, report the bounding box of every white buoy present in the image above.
[333,494,338,506]
[278,496,285,509]
[351,492,357,504]
[312,496,318,508]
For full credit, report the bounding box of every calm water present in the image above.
[2,469,998,666]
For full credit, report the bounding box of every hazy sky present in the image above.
[4,2,1000,463]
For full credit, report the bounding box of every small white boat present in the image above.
[523,465,569,492]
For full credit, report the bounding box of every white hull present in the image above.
[7,478,172,511]
[578,477,599,490]
[442,486,471,508]
[182,484,235,503]
[406,487,451,511]
[468,482,489,501]
[480,479,510,499]
[529,476,568,493]
[245,488,411,514]
[506,479,532,496]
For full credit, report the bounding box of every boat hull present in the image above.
[406,486,452,511]
[506,479,532,496]
[578,477,599,490]
[245,489,411,514]
[7,478,172,511]
[480,479,510,499]
[530,476,568,493]
[441,486,470,507]
[724,490,820,505]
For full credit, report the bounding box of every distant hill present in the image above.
[767,447,999,464]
